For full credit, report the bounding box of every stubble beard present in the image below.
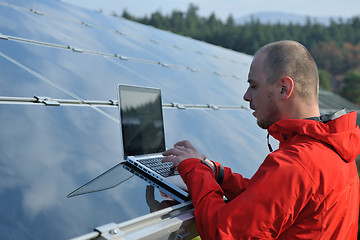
[257,93,280,129]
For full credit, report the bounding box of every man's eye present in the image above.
[250,85,256,89]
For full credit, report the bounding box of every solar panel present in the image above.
[0,0,358,239]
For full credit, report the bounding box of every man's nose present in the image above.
[243,88,251,102]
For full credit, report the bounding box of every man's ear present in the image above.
[279,76,294,100]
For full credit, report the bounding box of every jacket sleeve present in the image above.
[213,161,251,201]
[177,154,314,239]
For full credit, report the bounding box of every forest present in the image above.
[116,4,360,106]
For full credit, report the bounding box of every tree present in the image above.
[185,4,200,36]
[149,11,169,29]
[225,15,235,29]
[310,42,344,74]
[170,10,185,34]
[343,42,360,70]
[121,9,136,21]
[341,70,360,105]
[318,69,332,91]
[222,15,237,49]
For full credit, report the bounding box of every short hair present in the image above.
[257,40,319,104]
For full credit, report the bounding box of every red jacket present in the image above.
[178,111,360,239]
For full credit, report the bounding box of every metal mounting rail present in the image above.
[69,201,197,240]
[0,96,118,107]
[2,96,357,114]
[0,32,245,80]
[0,96,250,110]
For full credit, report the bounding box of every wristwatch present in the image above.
[201,159,224,185]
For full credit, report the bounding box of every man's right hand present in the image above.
[162,140,203,167]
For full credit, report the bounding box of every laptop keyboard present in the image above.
[138,157,179,177]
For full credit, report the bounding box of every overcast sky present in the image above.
[61,0,360,21]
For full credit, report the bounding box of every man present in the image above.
[162,40,360,239]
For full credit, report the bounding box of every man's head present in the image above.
[243,40,320,129]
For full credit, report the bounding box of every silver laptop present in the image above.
[118,84,189,199]
[122,162,188,203]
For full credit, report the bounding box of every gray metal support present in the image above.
[69,201,197,240]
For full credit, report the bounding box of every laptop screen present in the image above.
[118,85,166,157]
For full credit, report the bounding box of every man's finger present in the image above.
[174,140,195,150]
[162,155,177,162]
[162,147,183,156]
[161,155,180,168]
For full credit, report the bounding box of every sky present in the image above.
[61,0,360,21]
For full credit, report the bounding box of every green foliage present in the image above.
[318,69,332,91]
[341,70,360,105]
[311,42,345,75]
[121,5,360,57]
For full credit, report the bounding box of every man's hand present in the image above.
[162,140,203,167]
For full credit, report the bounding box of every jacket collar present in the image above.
[306,108,347,123]
[268,110,360,163]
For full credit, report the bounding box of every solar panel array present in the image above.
[0,0,358,239]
